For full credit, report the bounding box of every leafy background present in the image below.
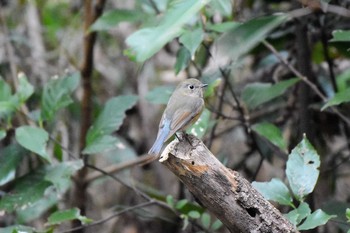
[1,0,350,232]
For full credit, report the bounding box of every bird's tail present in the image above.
[148,129,168,155]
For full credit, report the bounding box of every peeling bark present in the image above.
[160,135,297,233]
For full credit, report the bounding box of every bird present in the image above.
[148,78,207,158]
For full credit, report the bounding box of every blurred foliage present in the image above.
[242,78,300,110]
[1,0,350,232]
[126,0,210,62]
[253,136,336,230]
[83,95,138,154]
[252,122,287,151]
[47,208,93,226]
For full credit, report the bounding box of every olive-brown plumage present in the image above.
[149,78,207,155]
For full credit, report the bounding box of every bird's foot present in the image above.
[175,132,193,147]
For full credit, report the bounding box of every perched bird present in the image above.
[148,78,207,157]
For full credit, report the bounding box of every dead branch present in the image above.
[160,135,298,233]
[25,2,48,85]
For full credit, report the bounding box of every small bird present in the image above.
[148,78,207,157]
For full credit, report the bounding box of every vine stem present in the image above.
[72,1,107,232]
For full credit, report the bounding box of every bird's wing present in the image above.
[170,110,194,132]
[168,98,204,136]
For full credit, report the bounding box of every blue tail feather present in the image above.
[149,120,171,155]
[148,129,168,155]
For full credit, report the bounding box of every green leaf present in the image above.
[252,178,293,206]
[166,195,175,207]
[321,201,350,232]
[17,73,34,102]
[0,172,52,213]
[181,214,190,230]
[188,210,201,219]
[217,14,288,61]
[146,85,175,104]
[298,209,336,230]
[174,46,191,75]
[179,28,204,57]
[346,208,350,221]
[0,78,20,117]
[209,0,232,16]
[15,126,50,162]
[16,187,59,223]
[103,136,138,163]
[125,0,210,62]
[45,160,83,192]
[175,199,188,210]
[201,212,211,228]
[0,145,24,186]
[16,161,83,222]
[285,210,299,226]
[0,225,35,233]
[41,72,80,122]
[0,129,6,141]
[321,88,350,111]
[82,135,119,155]
[242,78,299,109]
[0,99,18,117]
[286,136,320,201]
[83,95,138,154]
[53,136,63,161]
[286,202,311,225]
[336,68,350,92]
[0,78,12,100]
[206,22,240,33]
[295,202,311,224]
[252,122,287,151]
[187,108,211,139]
[211,219,223,230]
[168,198,204,215]
[0,161,82,215]
[47,208,92,225]
[89,9,143,32]
[330,30,350,42]
[204,78,221,98]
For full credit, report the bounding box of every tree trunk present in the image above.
[160,134,298,233]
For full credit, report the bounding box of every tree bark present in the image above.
[71,0,106,232]
[26,2,48,85]
[160,134,298,233]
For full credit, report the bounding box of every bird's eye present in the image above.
[188,85,194,90]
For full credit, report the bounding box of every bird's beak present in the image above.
[201,84,208,88]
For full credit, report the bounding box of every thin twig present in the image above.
[202,43,231,149]
[58,201,156,233]
[322,153,350,174]
[286,3,350,19]
[206,73,227,149]
[263,40,326,100]
[0,12,36,127]
[262,40,350,126]
[148,0,160,14]
[201,43,268,174]
[84,163,211,233]
[85,163,153,202]
[0,11,17,85]
[325,3,350,18]
[319,18,337,92]
[73,1,107,231]
[206,106,241,121]
[45,138,180,216]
